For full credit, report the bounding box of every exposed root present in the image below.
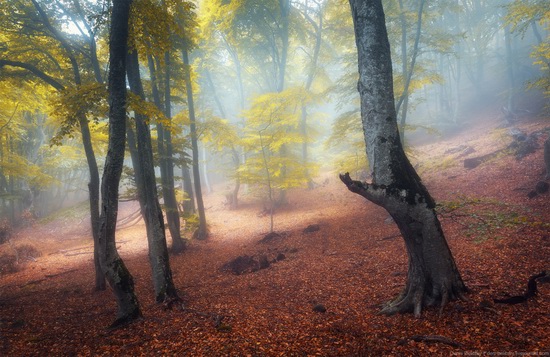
[162,297,183,310]
[413,290,423,318]
[379,281,466,317]
[108,309,142,330]
[439,289,449,316]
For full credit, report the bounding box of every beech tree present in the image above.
[341,0,467,316]
[98,0,141,328]
[132,0,188,253]
[0,0,107,291]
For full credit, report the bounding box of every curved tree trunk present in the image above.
[344,0,467,317]
[99,0,141,328]
[126,50,179,303]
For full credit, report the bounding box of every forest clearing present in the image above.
[1,113,548,356]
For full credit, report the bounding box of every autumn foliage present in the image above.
[0,113,548,355]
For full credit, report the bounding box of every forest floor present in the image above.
[1,113,549,356]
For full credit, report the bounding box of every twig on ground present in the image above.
[398,335,461,347]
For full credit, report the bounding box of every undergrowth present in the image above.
[437,195,549,241]
[38,200,89,225]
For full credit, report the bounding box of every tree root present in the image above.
[380,283,467,317]
[107,309,142,330]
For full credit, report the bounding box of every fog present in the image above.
[0,0,547,230]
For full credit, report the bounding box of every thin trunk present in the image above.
[98,0,141,328]
[31,0,105,291]
[276,0,290,202]
[127,50,178,302]
[504,25,515,112]
[182,48,207,240]
[259,131,274,233]
[126,120,144,199]
[163,52,186,253]
[204,69,240,207]
[344,0,467,317]
[278,0,290,92]
[300,3,323,189]
[147,53,186,253]
[181,164,195,214]
[544,137,550,180]
[397,0,425,145]
[201,145,212,194]
[78,114,104,291]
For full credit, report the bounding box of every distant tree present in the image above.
[341,0,467,316]
[98,0,141,328]
[241,88,313,231]
[506,0,550,177]
[0,0,107,291]
[181,48,208,240]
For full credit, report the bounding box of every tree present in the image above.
[126,47,179,303]
[341,0,467,316]
[181,48,208,240]
[241,88,313,231]
[133,0,188,254]
[505,0,550,178]
[98,0,141,328]
[0,0,109,291]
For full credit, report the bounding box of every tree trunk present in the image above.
[147,53,186,254]
[181,48,208,240]
[181,163,195,214]
[204,69,240,208]
[162,52,186,253]
[544,136,550,180]
[126,50,179,303]
[344,0,467,317]
[397,0,425,145]
[31,0,106,291]
[504,25,516,113]
[300,2,323,189]
[202,146,212,194]
[78,114,105,291]
[99,0,141,328]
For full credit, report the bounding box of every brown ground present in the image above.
[1,114,549,356]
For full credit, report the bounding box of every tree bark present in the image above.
[344,0,467,317]
[397,0,424,145]
[147,53,186,254]
[181,48,208,240]
[29,0,106,291]
[99,0,141,328]
[126,50,179,302]
[162,52,186,253]
[544,136,550,180]
[204,69,240,208]
[78,114,104,291]
[181,163,195,214]
[300,2,323,189]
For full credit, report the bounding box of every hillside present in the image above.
[1,114,549,356]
